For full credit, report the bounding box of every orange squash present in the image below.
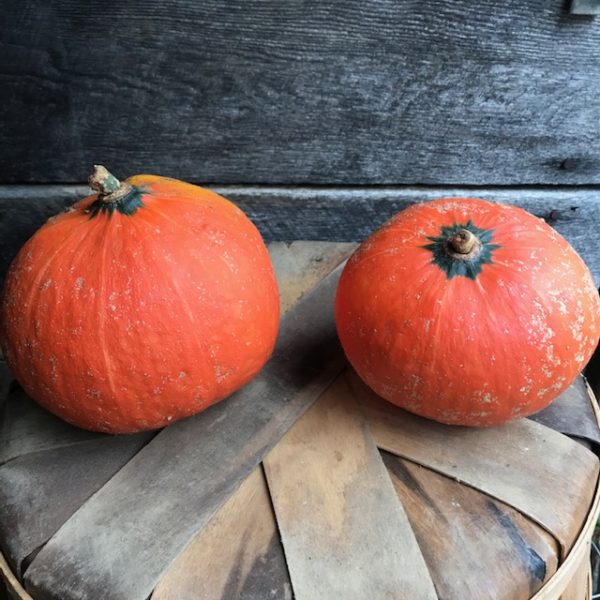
[0,167,280,433]
[335,197,600,426]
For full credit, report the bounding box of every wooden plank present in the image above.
[529,376,600,446]
[0,386,106,465]
[0,434,152,578]
[382,452,559,599]
[1,1,600,185]
[0,553,33,600]
[152,468,291,600]
[570,0,600,15]
[151,242,349,600]
[263,375,437,600]
[349,371,600,555]
[530,475,600,599]
[23,264,346,600]
[559,554,591,600]
[2,185,600,287]
[269,241,356,314]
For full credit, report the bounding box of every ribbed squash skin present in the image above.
[0,175,280,433]
[335,198,600,426]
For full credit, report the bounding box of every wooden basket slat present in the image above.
[558,555,591,600]
[0,434,151,579]
[0,387,107,466]
[268,241,355,315]
[530,474,600,599]
[531,382,600,600]
[152,467,291,600]
[0,553,32,600]
[529,377,600,447]
[351,372,600,555]
[382,450,559,599]
[263,375,437,600]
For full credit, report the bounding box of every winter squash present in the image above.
[0,167,280,433]
[335,197,600,427]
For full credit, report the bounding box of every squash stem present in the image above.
[88,165,122,196]
[449,229,477,254]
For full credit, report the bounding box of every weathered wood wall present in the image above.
[2,186,600,287]
[1,0,600,184]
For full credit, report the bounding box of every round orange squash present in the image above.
[0,167,280,433]
[335,197,600,427]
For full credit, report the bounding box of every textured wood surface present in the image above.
[2,185,600,286]
[268,241,356,314]
[151,242,350,600]
[382,452,559,599]
[558,557,590,600]
[531,470,600,599]
[528,376,600,446]
[353,372,600,555]
[152,468,291,600]
[0,434,152,578]
[23,264,346,600]
[1,0,600,185]
[263,376,437,600]
[0,386,106,465]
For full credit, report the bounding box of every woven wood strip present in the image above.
[263,375,437,600]
[351,371,600,556]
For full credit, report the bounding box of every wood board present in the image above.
[352,370,600,555]
[263,376,437,600]
[382,451,559,600]
[151,467,291,600]
[0,434,153,578]
[1,1,600,185]
[2,185,600,288]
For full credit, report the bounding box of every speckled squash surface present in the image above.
[335,197,600,426]
[0,168,280,433]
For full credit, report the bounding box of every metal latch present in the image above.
[570,0,600,14]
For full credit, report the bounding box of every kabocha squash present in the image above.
[335,197,600,427]
[0,167,280,433]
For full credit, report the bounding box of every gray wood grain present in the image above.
[0,386,106,466]
[23,265,346,600]
[1,0,600,185]
[2,185,599,285]
[0,434,152,578]
[152,467,292,600]
[529,376,600,446]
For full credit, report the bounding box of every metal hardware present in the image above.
[570,0,600,15]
